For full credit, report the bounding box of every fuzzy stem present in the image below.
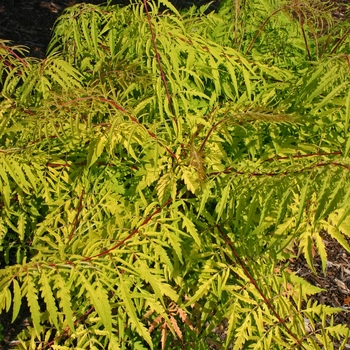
[209,160,350,178]
[42,306,95,349]
[143,0,177,127]
[57,95,177,160]
[245,7,284,55]
[98,96,177,160]
[330,27,350,55]
[216,224,307,350]
[0,44,29,68]
[83,197,173,261]
[299,14,312,61]
[263,151,342,162]
[68,190,85,242]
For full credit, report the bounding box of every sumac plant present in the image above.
[0,0,350,348]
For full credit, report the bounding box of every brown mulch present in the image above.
[288,233,350,344]
[1,0,350,348]
[289,233,350,315]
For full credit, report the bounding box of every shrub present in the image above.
[0,0,349,348]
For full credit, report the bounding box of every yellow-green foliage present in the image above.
[0,0,350,348]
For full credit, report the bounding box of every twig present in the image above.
[216,224,307,350]
[143,0,177,127]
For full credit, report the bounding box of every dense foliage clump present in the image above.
[0,0,350,348]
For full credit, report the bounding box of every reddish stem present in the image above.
[42,306,95,349]
[94,96,177,160]
[263,151,342,162]
[216,224,306,349]
[68,190,85,242]
[330,27,350,55]
[245,7,285,55]
[298,12,312,61]
[83,197,173,261]
[210,160,350,177]
[0,44,29,68]
[142,0,177,127]
[48,95,177,160]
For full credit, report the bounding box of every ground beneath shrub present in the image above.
[0,0,221,58]
[288,233,350,348]
[0,0,350,348]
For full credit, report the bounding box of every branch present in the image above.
[297,10,312,61]
[68,190,85,242]
[41,95,178,161]
[143,0,177,127]
[42,305,95,349]
[245,7,285,55]
[0,43,29,68]
[263,151,342,162]
[330,27,350,55]
[209,160,350,178]
[90,96,178,160]
[216,224,307,350]
[83,197,173,261]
